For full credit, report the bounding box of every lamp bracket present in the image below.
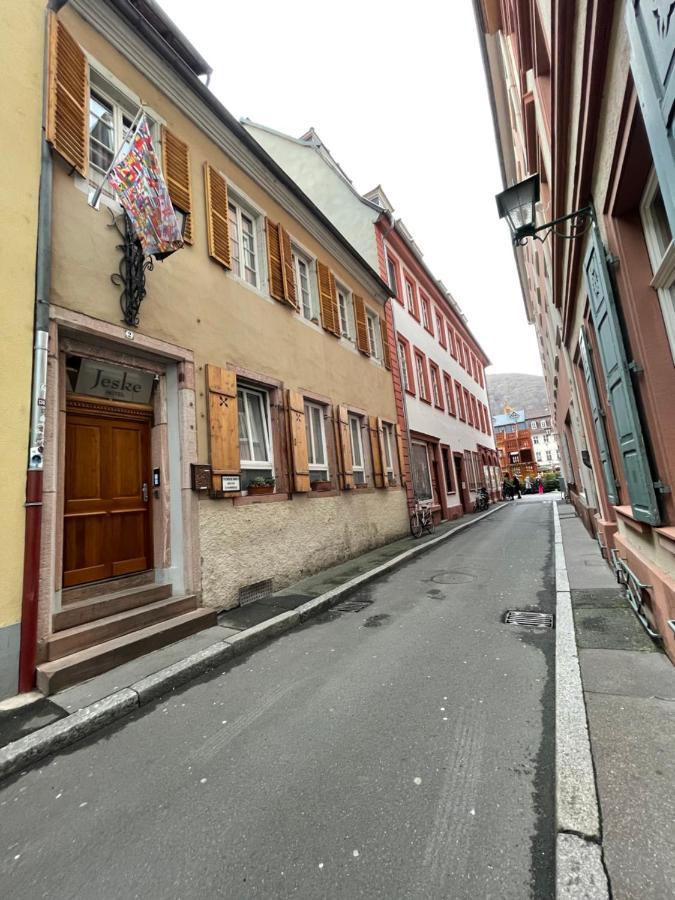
[513,204,594,247]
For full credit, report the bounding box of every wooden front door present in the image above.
[63,400,152,587]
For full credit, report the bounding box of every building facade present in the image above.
[492,409,537,480]
[0,0,46,699]
[527,411,561,471]
[476,0,675,660]
[23,0,409,694]
[244,123,500,522]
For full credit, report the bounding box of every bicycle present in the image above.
[473,486,490,512]
[410,500,435,537]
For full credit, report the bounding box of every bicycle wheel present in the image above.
[410,513,422,538]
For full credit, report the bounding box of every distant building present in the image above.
[492,409,537,480]
[526,412,561,472]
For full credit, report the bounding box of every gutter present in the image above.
[18,0,69,692]
[103,0,392,301]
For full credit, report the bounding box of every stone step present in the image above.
[47,594,198,661]
[36,608,217,695]
[53,583,173,632]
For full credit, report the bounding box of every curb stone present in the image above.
[553,502,609,899]
[0,502,507,783]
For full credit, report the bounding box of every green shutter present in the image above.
[625,1,675,236]
[583,225,660,525]
[578,327,619,504]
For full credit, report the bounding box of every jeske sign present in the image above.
[74,360,154,404]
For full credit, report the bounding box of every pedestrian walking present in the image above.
[502,476,513,501]
[538,479,544,495]
[512,474,522,499]
[525,475,532,493]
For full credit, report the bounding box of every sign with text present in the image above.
[221,475,241,492]
[74,360,155,404]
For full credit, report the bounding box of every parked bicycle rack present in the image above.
[610,548,660,641]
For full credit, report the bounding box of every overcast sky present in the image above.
[159,0,542,376]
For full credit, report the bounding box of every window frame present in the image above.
[293,245,319,323]
[443,372,456,416]
[336,282,354,340]
[398,336,415,395]
[304,401,329,479]
[448,325,457,359]
[348,413,366,484]
[382,422,395,477]
[237,384,273,469]
[436,312,447,348]
[420,293,434,334]
[366,309,382,360]
[640,169,675,364]
[228,195,261,289]
[404,277,420,320]
[386,254,403,305]
[414,349,431,403]
[455,380,466,421]
[429,361,444,410]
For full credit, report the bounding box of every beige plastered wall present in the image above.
[0,0,44,691]
[50,9,407,608]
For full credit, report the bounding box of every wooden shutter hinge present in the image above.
[653,481,671,494]
[628,360,643,375]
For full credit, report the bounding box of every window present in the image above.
[229,200,259,286]
[531,421,538,429]
[429,362,443,409]
[463,388,473,425]
[465,450,476,491]
[305,402,329,481]
[436,313,447,348]
[540,419,547,428]
[349,414,366,484]
[337,286,353,339]
[441,447,454,493]
[293,251,316,321]
[640,170,675,363]
[448,326,457,359]
[411,442,433,500]
[404,279,419,318]
[88,77,149,194]
[546,451,553,462]
[536,451,543,461]
[398,338,413,393]
[444,373,456,416]
[455,381,466,420]
[366,311,381,359]
[471,395,479,429]
[415,352,430,401]
[383,423,395,478]
[533,435,539,444]
[238,386,272,467]
[386,256,401,301]
[420,294,433,333]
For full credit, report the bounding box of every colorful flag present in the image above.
[108,116,184,258]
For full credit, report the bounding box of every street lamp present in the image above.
[496,173,592,246]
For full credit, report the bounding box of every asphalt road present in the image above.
[1,498,556,899]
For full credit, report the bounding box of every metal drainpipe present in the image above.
[18,0,69,693]
[380,212,415,509]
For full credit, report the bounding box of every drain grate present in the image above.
[504,610,554,628]
[238,578,273,607]
[334,597,373,613]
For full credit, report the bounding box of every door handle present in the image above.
[142,482,148,502]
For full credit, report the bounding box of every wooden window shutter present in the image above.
[287,390,310,492]
[336,405,354,489]
[583,227,660,523]
[381,317,391,369]
[162,127,193,243]
[266,220,297,308]
[46,13,88,177]
[395,423,407,485]
[204,163,231,268]
[353,295,370,355]
[578,326,619,504]
[369,416,384,488]
[206,365,239,491]
[280,227,298,309]
[317,262,340,336]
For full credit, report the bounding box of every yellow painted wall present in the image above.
[0,0,44,630]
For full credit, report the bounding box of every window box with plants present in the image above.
[247,475,276,495]
[311,478,332,492]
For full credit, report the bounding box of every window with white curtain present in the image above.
[304,402,329,481]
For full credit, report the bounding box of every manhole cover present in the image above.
[431,571,476,585]
[334,597,373,613]
[504,610,554,628]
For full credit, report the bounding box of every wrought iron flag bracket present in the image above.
[108,209,154,327]
[513,205,594,247]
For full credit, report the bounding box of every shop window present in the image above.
[305,402,329,482]
[349,414,366,484]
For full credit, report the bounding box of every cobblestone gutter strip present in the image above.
[0,503,507,782]
[553,502,610,899]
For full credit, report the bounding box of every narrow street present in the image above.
[1,500,555,899]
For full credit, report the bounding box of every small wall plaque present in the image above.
[221,475,241,492]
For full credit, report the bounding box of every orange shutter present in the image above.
[46,13,88,177]
[395,423,407,486]
[377,417,390,487]
[353,295,370,355]
[266,219,286,302]
[287,390,310,492]
[162,127,193,243]
[381,317,391,369]
[280,227,298,309]
[336,405,354,489]
[206,365,239,492]
[317,262,340,336]
[204,163,231,269]
[369,416,384,488]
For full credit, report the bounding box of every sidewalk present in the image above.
[557,500,675,899]
[0,503,505,774]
